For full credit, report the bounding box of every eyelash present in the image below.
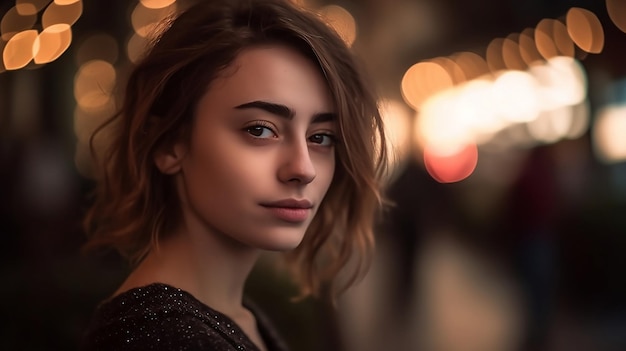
[244,121,277,139]
[243,121,337,147]
[308,133,337,147]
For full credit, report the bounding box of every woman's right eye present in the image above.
[245,125,276,139]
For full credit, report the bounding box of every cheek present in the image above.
[317,153,336,191]
[181,138,270,201]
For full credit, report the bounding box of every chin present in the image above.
[252,229,306,251]
[258,238,305,252]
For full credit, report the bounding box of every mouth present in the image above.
[260,199,313,223]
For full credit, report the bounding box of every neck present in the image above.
[119,219,260,317]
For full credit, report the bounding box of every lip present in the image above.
[260,199,313,223]
[261,198,313,209]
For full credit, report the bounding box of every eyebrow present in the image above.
[234,100,336,123]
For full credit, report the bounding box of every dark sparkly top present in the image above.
[80,283,290,351]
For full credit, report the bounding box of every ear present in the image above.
[154,142,187,175]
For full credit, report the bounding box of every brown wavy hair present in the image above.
[83,0,387,298]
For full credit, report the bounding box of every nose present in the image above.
[277,140,316,185]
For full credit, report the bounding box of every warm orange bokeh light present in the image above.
[432,57,466,84]
[319,5,357,47]
[566,7,604,54]
[42,0,82,27]
[401,61,454,110]
[54,0,81,5]
[518,28,543,66]
[1,6,37,41]
[33,23,71,64]
[423,142,478,183]
[535,19,560,60]
[486,38,506,72]
[74,60,117,110]
[140,0,177,9]
[502,34,526,71]
[16,0,51,16]
[3,29,38,70]
[552,19,575,57]
[127,33,149,63]
[15,3,37,16]
[606,0,626,33]
[131,2,178,38]
[593,106,626,163]
[451,51,489,81]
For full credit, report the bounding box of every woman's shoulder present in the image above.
[80,283,259,351]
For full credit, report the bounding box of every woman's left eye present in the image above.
[308,133,336,146]
[245,125,276,138]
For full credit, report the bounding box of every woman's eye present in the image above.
[246,125,276,138]
[309,133,336,146]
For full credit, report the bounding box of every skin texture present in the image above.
[120,45,336,351]
[167,44,336,251]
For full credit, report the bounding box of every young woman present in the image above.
[80,0,387,350]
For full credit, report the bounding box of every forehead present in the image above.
[199,45,333,114]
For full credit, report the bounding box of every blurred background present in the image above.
[1,0,625,350]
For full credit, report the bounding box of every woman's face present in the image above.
[173,45,336,251]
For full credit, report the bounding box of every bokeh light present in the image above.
[501,34,526,71]
[41,0,82,28]
[319,5,357,47]
[566,7,604,54]
[54,0,81,5]
[593,105,626,163]
[566,101,590,139]
[528,56,586,110]
[451,51,490,81]
[15,0,51,16]
[131,2,178,38]
[126,32,150,63]
[606,0,626,34]
[491,70,540,123]
[1,0,83,72]
[3,29,38,70]
[423,142,478,183]
[33,23,71,64]
[401,61,454,110]
[139,0,176,9]
[518,28,543,66]
[486,38,506,72]
[1,6,37,41]
[526,105,575,143]
[456,79,505,140]
[415,89,476,155]
[432,57,466,84]
[552,19,575,57]
[73,59,116,111]
[535,19,560,60]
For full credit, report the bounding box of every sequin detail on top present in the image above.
[80,283,289,351]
